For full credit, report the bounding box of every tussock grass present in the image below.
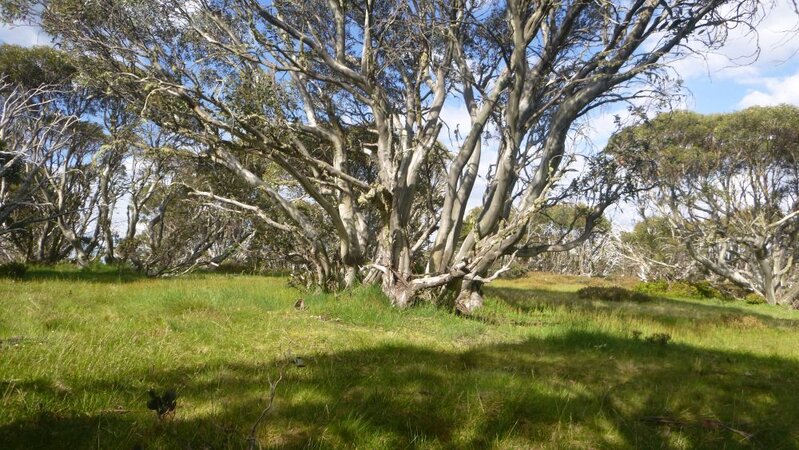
[1,267,798,449]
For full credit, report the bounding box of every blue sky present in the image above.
[675,3,799,114]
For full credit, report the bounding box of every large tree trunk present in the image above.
[57,221,90,268]
[24,0,764,311]
[375,223,416,308]
[455,279,484,315]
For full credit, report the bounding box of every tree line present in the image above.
[0,0,796,310]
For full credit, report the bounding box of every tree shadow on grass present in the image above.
[485,285,799,330]
[2,330,798,449]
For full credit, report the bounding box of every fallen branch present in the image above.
[246,365,285,450]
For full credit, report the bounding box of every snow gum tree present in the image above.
[610,106,799,306]
[3,0,773,311]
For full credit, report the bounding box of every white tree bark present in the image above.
[15,0,772,309]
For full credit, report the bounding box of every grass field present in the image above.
[1,267,798,449]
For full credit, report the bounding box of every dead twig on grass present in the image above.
[246,365,285,450]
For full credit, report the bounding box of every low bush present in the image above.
[0,262,27,279]
[744,293,766,305]
[633,280,669,296]
[577,286,653,302]
[645,333,672,345]
[634,280,732,301]
[631,330,673,345]
[687,280,724,299]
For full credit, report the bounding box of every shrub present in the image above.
[670,281,723,300]
[633,280,669,295]
[744,293,766,305]
[0,262,27,279]
[645,333,672,345]
[634,279,731,301]
[687,280,723,299]
[577,286,653,302]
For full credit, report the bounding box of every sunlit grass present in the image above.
[1,267,798,449]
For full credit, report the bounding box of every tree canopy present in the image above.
[610,105,799,305]
[1,0,782,311]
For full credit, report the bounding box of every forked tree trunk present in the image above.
[58,223,90,268]
[455,279,484,315]
[375,220,418,307]
[383,278,416,308]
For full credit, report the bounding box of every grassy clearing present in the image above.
[1,267,798,449]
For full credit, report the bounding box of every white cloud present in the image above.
[738,70,799,107]
[667,3,799,83]
[0,23,51,46]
